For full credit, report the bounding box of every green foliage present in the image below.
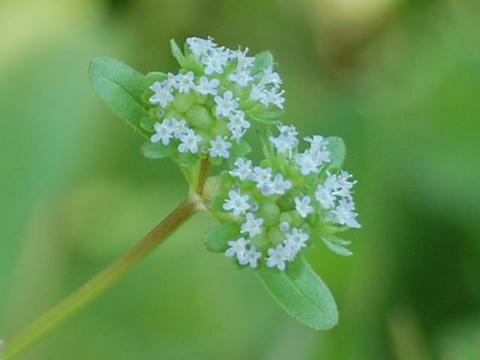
[322,235,353,256]
[145,71,168,86]
[230,140,252,157]
[177,152,199,167]
[88,57,149,137]
[253,51,274,74]
[205,222,240,253]
[257,256,338,330]
[170,39,187,68]
[247,106,282,124]
[326,136,346,169]
[142,142,174,159]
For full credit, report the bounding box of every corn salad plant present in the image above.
[3,37,360,359]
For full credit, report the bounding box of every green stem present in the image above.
[4,198,199,359]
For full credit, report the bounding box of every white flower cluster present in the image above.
[295,135,331,175]
[266,228,309,270]
[147,36,285,162]
[219,123,360,271]
[229,158,292,196]
[187,37,284,109]
[151,118,203,154]
[315,171,360,228]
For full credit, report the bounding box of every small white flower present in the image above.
[214,90,239,118]
[296,152,320,175]
[149,82,174,107]
[241,213,264,238]
[271,174,292,195]
[250,84,266,102]
[233,48,255,70]
[227,111,250,140]
[195,76,220,96]
[330,198,361,228]
[175,71,195,93]
[170,118,188,138]
[225,237,248,258]
[266,245,287,271]
[304,136,331,164]
[240,246,262,268]
[333,170,356,198]
[261,88,285,109]
[315,184,336,209]
[178,129,202,154]
[202,47,230,75]
[186,36,216,57]
[282,241,298,261]
[229,70,253,87]
[295,196,314,218]
[305,135,327,152]
[166,73,178,88]
[269,125,298,155]
[252,166,273,188]
[260,67,282,87]
[209,136,231,158]
[229,157,253,180]
[285,228,309,252]
[151,119,174,145]
[223,190,250,216]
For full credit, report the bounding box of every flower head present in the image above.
[139,37,360,272]
[151,119,174,145]
[229,157,253,180]
[149,82,174,108]
[266,245,287,271]
[214,91,238,118]
[225,237,248,259]
[223,190,250,216]
[241,213,264,238]
[196,76,220,96]
[295,196,314,218]
[208,136,230,158]
[178,129,202,154]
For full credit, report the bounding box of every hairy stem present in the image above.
[4,199,199,359]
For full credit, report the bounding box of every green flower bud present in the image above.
[259,201,280,226]
[250,233,269,250]
[267,226,285,246]
[209,117,228,137]
[173,93,195,113]
[165,109,183,119]
[186,105,213,129]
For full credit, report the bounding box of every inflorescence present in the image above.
[141,37,360,272]
[142,36,284,166]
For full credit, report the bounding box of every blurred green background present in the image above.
[1,0,479,359]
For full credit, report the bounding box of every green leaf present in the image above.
[170,39,186,68]
[139,116,157,133]
[211,195,226,212]
[205,222,239,253]
[322,235,353,256]
[230,140,252,157]
[253,51,273,73]
[141,142,173,159]
[247,107,282,124]
[89,57,149,137]
[177,152,198,167]
[256,256,338,330]
[326,136,346,169]
[145,71,168,86]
